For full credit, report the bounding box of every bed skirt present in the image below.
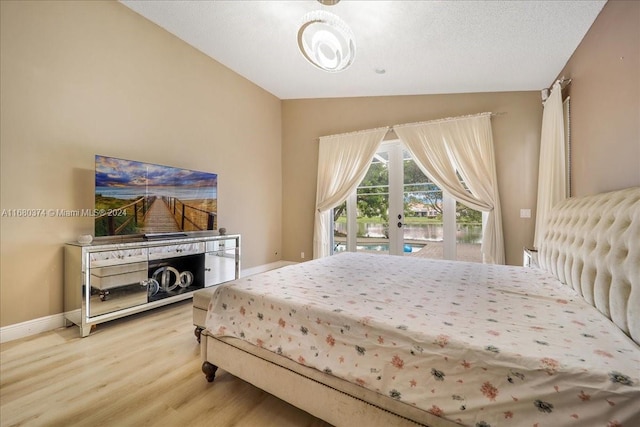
[201,332,461,427]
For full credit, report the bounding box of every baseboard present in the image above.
[241,260,297,277]
[0,313,67,344]
[0,260,298,344]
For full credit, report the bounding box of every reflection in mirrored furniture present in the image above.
[523,247,539,268]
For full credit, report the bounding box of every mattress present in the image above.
[205,252,640,426]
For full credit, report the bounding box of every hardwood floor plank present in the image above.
[1,300,332,427]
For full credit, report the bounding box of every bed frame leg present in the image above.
[194,326,203,343]
[202,361,218,382]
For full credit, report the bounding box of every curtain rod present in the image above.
[542,77,572,103]
[318,112,505,140]
[548,77,572,91]
[318,126,390,140]
[558,77,572,88]
[392,111,503,131]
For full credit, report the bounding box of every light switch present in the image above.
[520,209,531,218]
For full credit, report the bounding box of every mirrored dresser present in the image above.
[64,232,240,336]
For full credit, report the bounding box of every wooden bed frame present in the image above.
[198,187,640,426]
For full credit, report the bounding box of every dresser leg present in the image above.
[80,324,93,337]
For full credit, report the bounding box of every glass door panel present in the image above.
[331,141,482,262]
[355,149,390,254]
[402,152,441,255]
[332,200,347,253]
[455,201,483,262]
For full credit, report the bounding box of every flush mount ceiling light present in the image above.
[297,9,356,72]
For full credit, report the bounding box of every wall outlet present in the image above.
[520,208,532,218]
[301,252,305,259]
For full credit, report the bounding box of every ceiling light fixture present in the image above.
[297,8,356,73]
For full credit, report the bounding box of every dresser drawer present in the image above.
[89,248,147,268]
[205,238,237,252]
[148,243,204,260]
[90,261,149,290]
[88,280,149,317]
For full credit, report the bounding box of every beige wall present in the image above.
[556,0,640,196]
[0,1,282,327]
[282,93,543,266]
[2,0,637,330]
[280,0,640,267]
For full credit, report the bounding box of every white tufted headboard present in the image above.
[538,187,640,345]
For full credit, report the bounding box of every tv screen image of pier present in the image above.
[94,155,217,237]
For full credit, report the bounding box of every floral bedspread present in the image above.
[205,252,640,426]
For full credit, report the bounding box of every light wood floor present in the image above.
[0,300,332,427]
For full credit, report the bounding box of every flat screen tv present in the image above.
[94,155,217,238]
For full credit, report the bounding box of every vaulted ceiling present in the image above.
[121,0,606,100]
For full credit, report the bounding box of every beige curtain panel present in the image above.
[313,127,389,259]
[395,113,505,264]
[534,81,567,249]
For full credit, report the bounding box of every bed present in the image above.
[199,187,640,426]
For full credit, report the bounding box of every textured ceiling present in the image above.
[120,0,606,100]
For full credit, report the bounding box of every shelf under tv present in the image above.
[143,232,189,240]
